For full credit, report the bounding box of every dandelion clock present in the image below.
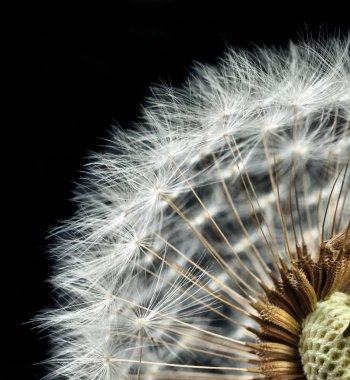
[39,38,350,380]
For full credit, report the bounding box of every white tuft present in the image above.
[38,37,350,379]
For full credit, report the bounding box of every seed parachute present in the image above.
[38,38,350,380]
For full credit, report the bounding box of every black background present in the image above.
[22,1,349,379]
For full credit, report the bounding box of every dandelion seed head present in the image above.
[38,37,350,380]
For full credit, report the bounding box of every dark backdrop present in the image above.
[23,1,349,379]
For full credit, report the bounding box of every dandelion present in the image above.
[39,37,350,379]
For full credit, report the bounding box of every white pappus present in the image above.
[39,37,350,380]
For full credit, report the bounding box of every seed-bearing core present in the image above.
[299,292,350,380]
[249,227,350,379]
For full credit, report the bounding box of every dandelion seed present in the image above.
[39,37,350,379]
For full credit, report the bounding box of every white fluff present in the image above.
[39,38,350,379]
